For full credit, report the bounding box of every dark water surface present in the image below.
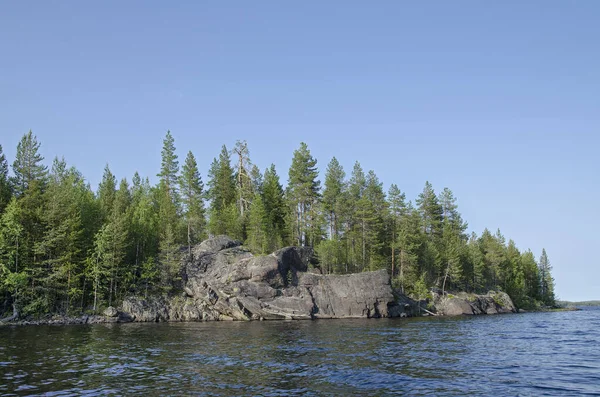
[1,308,600,396]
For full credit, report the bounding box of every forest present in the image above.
[0,131,556,318]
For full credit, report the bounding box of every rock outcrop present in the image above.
[433,291,517,316]
[118,236,518,323]
[122,236,399,322]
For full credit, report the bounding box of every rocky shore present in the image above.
[1,236,520,326]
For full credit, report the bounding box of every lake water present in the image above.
[1,308,600,396]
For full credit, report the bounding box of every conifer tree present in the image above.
[157,130,179,200]
[322,157,346,240]
[97,165,116,222]
[12,130,48,197]
[395,202,422,293]
[233,140,254,219]
[207,146,237,237]
[180,151,206,254]
[246,193,268,254]
[287,142,320,246]
[416,181,443,237]
[0,144,11,213]
[538,249,556,306]
[388,184,407,278]
[261,164,287,251]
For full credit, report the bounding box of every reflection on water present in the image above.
[1,308,600,396]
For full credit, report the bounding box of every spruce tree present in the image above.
[157,130,179,199]
[388,184,407,278]
[97,165,116,222]
[396,202,422,293]
[416,181,443,237]
[538,249,556,306]
[287,142,320,246]
[11,130,48,197]
[322,157,346,240]
[207,146,237,237]
[0,144,11,213]
[261,164,287,250]
[179,151,206,254]
[37,158,87,313]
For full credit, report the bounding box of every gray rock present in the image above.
[122,236,398,322]
[103,306,118,317]
[434,291,517,316]
[439,297,475,315]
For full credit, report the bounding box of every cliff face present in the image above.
[123,236,402,322]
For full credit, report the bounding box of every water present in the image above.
[1,308,600,396]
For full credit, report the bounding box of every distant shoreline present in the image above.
[558,300,600,307]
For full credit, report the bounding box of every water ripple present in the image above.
[1,308,600,396]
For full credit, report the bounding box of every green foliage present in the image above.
[259,165,287,252]
[287,142,321,246]
[538,248,556,306]
[0,144,12,214]
[180,151,206,252]
[323,157,345,240]
[11,130,48,197]
[0,133,557,317]
[207,146,237,237]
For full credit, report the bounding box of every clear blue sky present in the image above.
[1,1,598,301]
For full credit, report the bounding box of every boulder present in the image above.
[433,291,517,316]
[439,297,475,316]
[103,306,118,317]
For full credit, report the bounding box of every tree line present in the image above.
[0,131,556,317]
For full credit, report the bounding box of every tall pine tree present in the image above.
[180,151,206,254]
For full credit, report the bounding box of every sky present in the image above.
[1,1,598,301]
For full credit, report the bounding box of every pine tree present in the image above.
[233,140,254,220]
[322,157,346,240]
[0,144,12,213]
[388,184,407,278]
[8,131,48,314]
[346,162,366,269]
[157,131,180,237]
[97,165,116,222]
[287,142,320,246]
[11,130,48,197]
[261,164,287,251]
[180,151,206,254]
[207,146,237,237]
[538,249,556,306]
[416,181,443,236]
[0,197,25,273]
[466,232,485,292]
[362,170,387,270]
[129,175,159,286]
[246,193,268,254]
[479,228,506,289]
[521,250,541,303]
[36,158,87,313]
[438,188,467,292]
[504,240,526,308]
[157,130,179,200]
[395,203,422,293]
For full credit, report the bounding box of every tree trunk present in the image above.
[442,261,450,295]
[66,268,71,314]
[188,221,192,257]
[400,249,404,293]
[391,244,395,279]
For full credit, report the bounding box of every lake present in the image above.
[1,308,600,396]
